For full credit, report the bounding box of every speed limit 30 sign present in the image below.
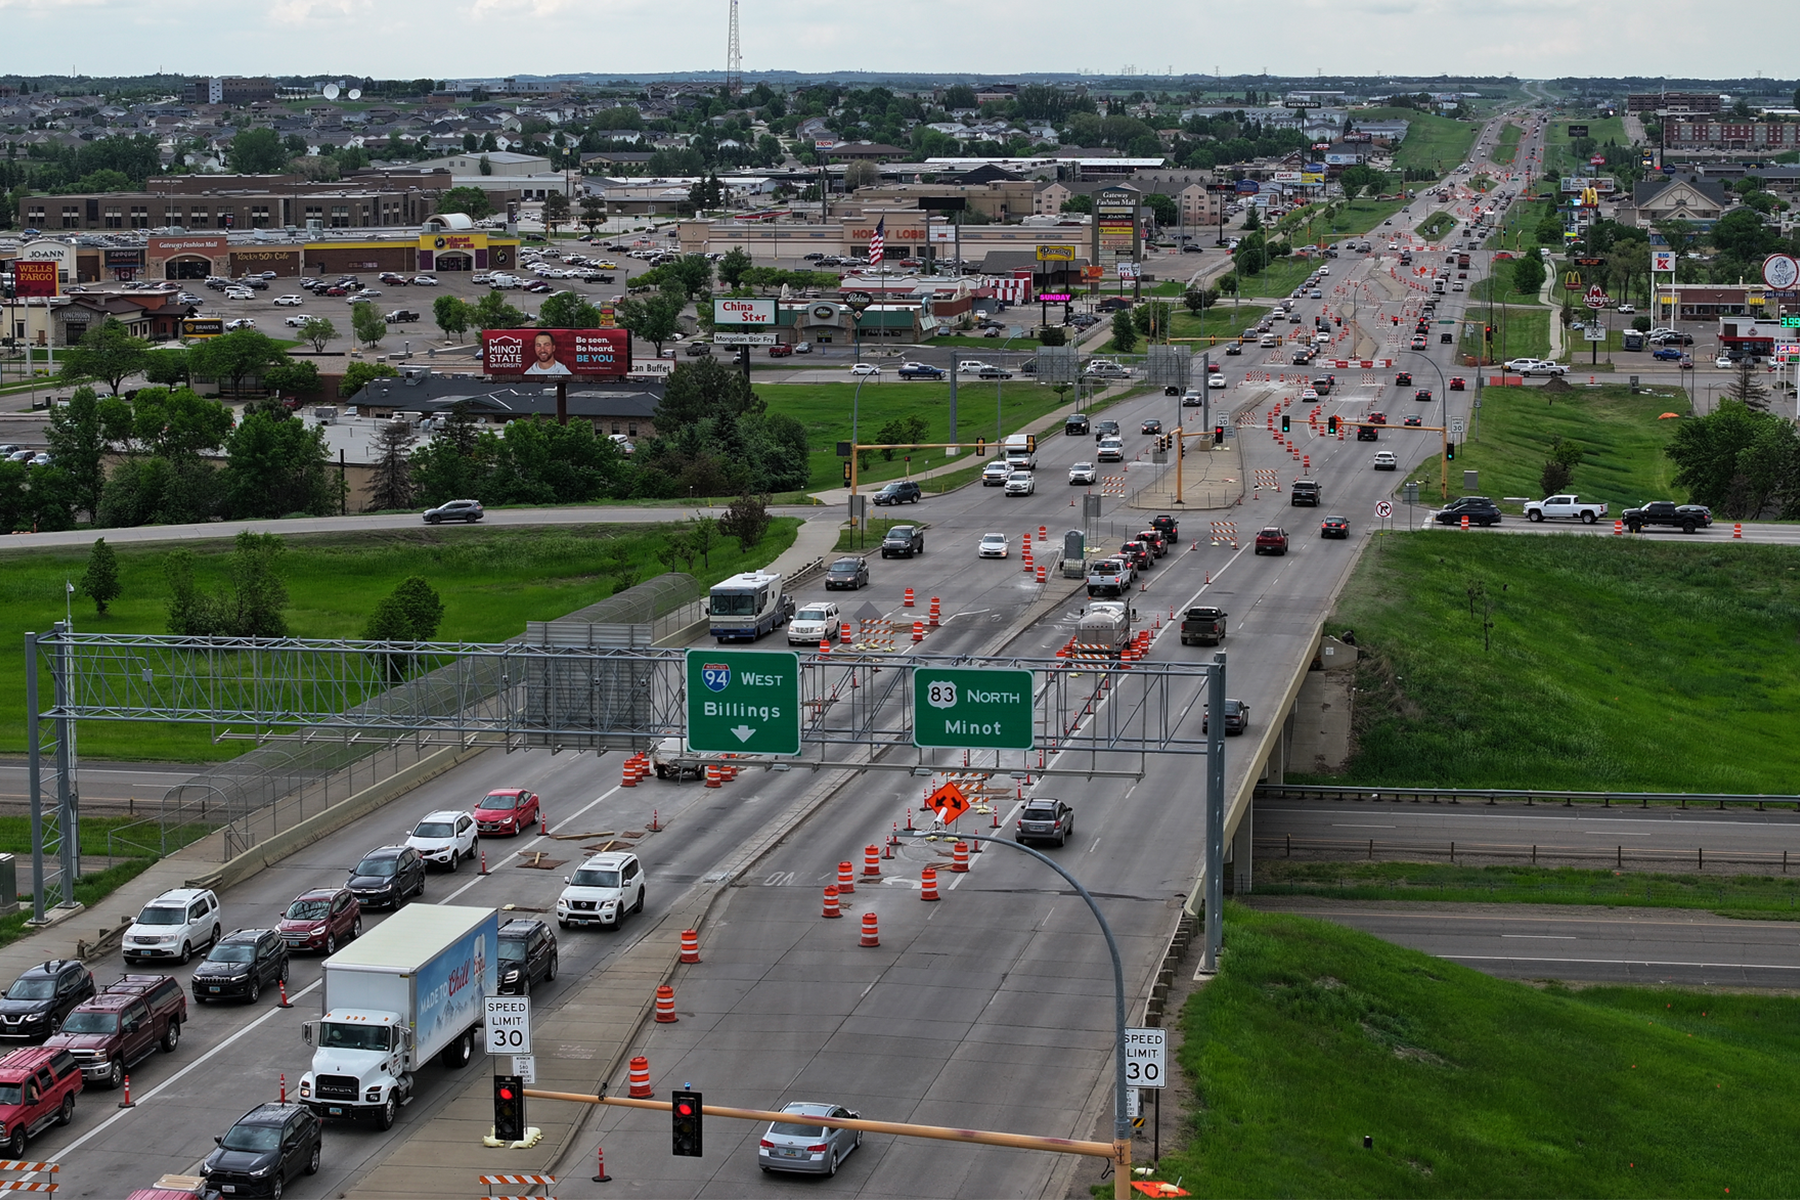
[1124,1026,1166,1090]
[485,996,532,1054]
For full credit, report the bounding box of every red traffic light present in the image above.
[676,1099,695,1116]
[499,1085,515,1100]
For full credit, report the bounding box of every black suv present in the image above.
[880,525,924,558]
[0,961,94,1043]
[192,930,289,1005]
[1093,420,1121,442]
[201,1102,323,1198]
[347,846,427,910]
[1151,513,1179,541]
[1434,497,1503,526]
[1290,480,1321,507]
[1064,413,1089,435]
[871,480,922,506]
[497,919,559,996]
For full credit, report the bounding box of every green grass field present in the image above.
[1235,255,1320,301]
[1256,861,1800,915]
[1545,116,1628,175]
[1295,533,1800,794]
[1468,258,1548,306]
[1363,108,1480,175]
[1149,906,1800,1198]
[0,859,155,946]
[1493,122,1523,164]
[1460,307,1550,361]
[1442,382,1685,503]
[1415,212,1456,242]
[1169,303,1272,344]
[0,521,799,761]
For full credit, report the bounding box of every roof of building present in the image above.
[348,374,664,419]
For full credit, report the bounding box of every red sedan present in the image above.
[278,887,361,955]
[476,788,541,836]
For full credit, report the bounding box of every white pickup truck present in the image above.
[1523,494,1608,524]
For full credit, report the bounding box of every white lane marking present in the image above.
[1586,832,1652,836]
[442,783,625,902]
[949,870,969,890]
[53,978,324,1158]
[1331,823,1396,828]
[1449,955,1800,970]
[1088,837,1102,855]
[1500,934,1577,940]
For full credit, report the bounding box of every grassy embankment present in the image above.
[0,521,799,762]
[1492,122,1523,165]
[1366,108,1481,176]
[1291,532,1798,796]
[1544,115,1629,175]
[1415,212,1456,242]
[1135,907,1800,1197]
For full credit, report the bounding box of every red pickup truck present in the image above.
[0,1046,83,1157]
[46,975,186,1090]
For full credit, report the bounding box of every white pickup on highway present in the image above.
[1523,494,1608,524]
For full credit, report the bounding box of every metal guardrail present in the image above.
[786,555,827,589]
[1259,835,1797,874]
[1255,784,1800,812]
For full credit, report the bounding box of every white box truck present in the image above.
[298,904,498,1129]
[1001,432,1037,470]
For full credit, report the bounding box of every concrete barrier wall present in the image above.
[185,742,484,893]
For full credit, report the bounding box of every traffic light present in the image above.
[672,1089,703,1157]
[974,436,986,457]
[1213,424,1225,445]
[1026,434,1037,454]
[1327,415,1338,434]
[1484,325,1494,344]
[1446,441,1456,461]
[494,1075,526,1142]
[1281,413,1290,433]
[841,460,851,484]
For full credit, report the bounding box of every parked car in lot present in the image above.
[823,557,869,590]
[758,1101,862,1176]
[199,1102,323,1198]
[279,888,361,955]
[124,889,222,966]
[474,788,540,836]
[346,846,426,910]
[191,929,289,1005]
[767,342,793,358]
[0,961,94,1045]
[422,499,482,524]
[272,294,304,306]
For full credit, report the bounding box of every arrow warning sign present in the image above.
[927,781,970,824]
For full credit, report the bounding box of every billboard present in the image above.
[1651,250,1675,273]
[1036,245,1077,262]
[13,261,59,298]
[1273,171,1302,183]
[482,328,632,378]
[713,298,774,325]
[1567,124,1590,137]
[182,317,225,339]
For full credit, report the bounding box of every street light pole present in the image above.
[1402,349,1451,501]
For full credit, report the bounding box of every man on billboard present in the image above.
[524,331,573,376]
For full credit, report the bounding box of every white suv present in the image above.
[124,888,222,964]
[556,852,646,929]
[405,810,478,871]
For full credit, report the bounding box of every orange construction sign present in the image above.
[1131,1184,1190,1197]
[926,781,970,824]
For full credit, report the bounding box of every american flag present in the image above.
[868,217,885,265]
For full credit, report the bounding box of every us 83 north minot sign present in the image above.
[912,667,1034,750]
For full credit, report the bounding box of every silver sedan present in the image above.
[758,1101,861,1175]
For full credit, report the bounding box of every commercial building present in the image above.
[675,211,1094,267]
[18,172,453,235]
[190,77,277,105]
[1664,120,1800,158]
[1627,92,1725,115]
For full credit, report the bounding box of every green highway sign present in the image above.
[912,667,1035,750]
[685,649,801,755]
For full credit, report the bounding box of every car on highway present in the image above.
[1652,346,1687,362]
[191,929,289,1005]
[404,810,478,871]
[1069,461,1097,485]
[278,888,361,955]
[880,525,924,558]
[981,461,1011,486]
[978,533,1009,559]
[272,294,304,306]
[1181,389,1203,407]
[1449,376,1466,391]
[1201,698,1251,735]
[422,498,483,524]
[787,602,841,647]
[1395,371,1412,386]
[758,1101,862,1176]
[1402,415,1424,427]
[849,363,881,376]
[1208,373,1227,388]
[1096,438,1124,463]
[896,362,944,380]
[346,846,426,910]
[1253,527,1289,556]
[1434,496,1503,526]
[823,557,869,591]
[1004,471,1035,497]
[1414,389,1433,403]
[1320,514,1349,539]
[124,888,222,966]
[199,1101,323,1198]
[1014,798,1076,847]
[556,850,646,930]
[0,961,93,1045]
[474,788,540,836]
[871,480,922,506]
[1085,557,1133,598]
[1224,341,1242,355]
[1300,388,1318,401]
[496,918,558,996]
[1141,418,1163,434]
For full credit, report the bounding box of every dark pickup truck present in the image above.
[1622,500,1712,534]
[0,1047,83,1157]
[1180,606,1227,647]
[45,975,186,1090]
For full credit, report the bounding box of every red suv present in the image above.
[1254,527,1290,556]
[279,888,362,955]
[475,788,541,836]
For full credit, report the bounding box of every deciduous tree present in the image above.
[79,537,121,615]
[58,319,151,395]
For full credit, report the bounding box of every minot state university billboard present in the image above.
[481,328,632,379]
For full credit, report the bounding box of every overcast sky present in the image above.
[17,0,1795,85]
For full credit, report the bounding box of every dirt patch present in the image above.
[1542,374,1574,392]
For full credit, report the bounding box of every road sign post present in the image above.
[486,996,532,1055]
[686,649,801,755]
[1124,1026,1166,1089]
[912,667,1034,751]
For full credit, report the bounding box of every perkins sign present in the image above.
[713,298,774,325]
[481,328,632,379]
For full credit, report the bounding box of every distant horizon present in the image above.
[2,0,1793,86]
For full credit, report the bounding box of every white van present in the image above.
[1259,333,1278,347]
